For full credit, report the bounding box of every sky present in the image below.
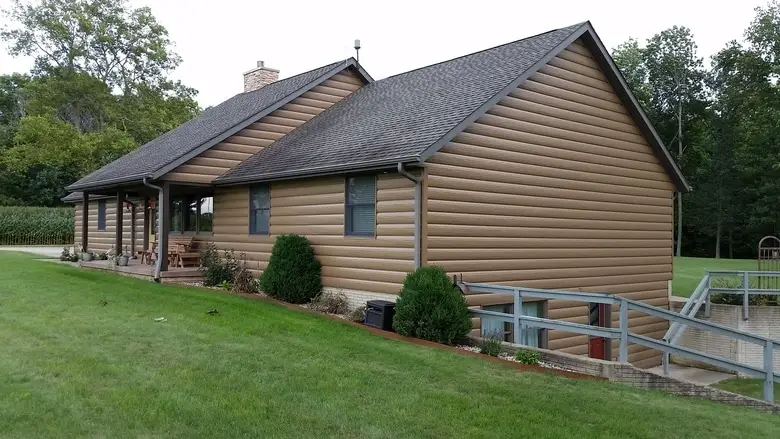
[0,0,769,107]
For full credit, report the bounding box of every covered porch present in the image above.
[80,258,203,283]
[78,181,213,275]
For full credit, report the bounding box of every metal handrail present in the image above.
[461,281,779,402]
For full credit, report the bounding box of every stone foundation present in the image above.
[322,287,398,311]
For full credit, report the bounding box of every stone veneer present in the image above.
[321,287,398,311]
[243,61,280,92]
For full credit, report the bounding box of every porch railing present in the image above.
[460,281,780,402]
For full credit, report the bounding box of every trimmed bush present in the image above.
[259,234,322,304]
[392,266,471,344]
[0,206,74,245]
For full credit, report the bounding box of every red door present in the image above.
[588,303,611,360]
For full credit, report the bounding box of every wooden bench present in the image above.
[169,237,198,268]
[139,237,200,268]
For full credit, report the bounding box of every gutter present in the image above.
[142,177,164,281]
[216,156,419,186]
[397,163,421,270]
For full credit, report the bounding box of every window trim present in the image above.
[249,184,271,235]
[170,195,213,235]
[344,174,377,237]
[97,200,107,231]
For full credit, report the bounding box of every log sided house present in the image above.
[64,22,690,367]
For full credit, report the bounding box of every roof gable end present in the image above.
[65,58,372,192]
[420,22,690,192]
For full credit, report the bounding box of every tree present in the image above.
[0,0,200,206]
[0,73,29,147]
[1,0,181,94]
[612,38,652,108]
[3,115,135,176]
[644,26,707,257]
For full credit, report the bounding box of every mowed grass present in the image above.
[714,378,780,401]
[0,253,778,438]
[673,256,757,297]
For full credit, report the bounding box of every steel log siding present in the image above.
[211,173,416,294]
[425,40,674,368]
[161,71,364,183]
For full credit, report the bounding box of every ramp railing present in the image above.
[459,281,779,402]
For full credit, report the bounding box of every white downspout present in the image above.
[397,163,421,269]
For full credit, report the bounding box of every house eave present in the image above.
[215,156,420,186]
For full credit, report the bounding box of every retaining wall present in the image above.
[670,298,780,372]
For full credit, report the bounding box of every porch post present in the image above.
[81,192,89,252]
[159,182,170,272]
[130,202,136,257]
[115,189,124,253]
[142,196,150,252]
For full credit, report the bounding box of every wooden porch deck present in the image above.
[79,259,203,284]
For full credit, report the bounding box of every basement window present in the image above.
[481,301,546,348]
[345,175,376,236]
[97,200,107,231]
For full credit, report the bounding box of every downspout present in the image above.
[142,177,164,280]
[397,163,421,269]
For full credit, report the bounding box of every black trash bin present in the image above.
[364,300,396,331]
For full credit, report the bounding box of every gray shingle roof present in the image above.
[217,24,586,184]
[66,59,363,191]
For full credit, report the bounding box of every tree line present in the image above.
[0,0,199,206]
[611,1,780,259]
[1,0,779,259]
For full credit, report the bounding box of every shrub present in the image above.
[348,306,366,323]
[259,234,322,304]
[232,253,258,294]
[392,266,471,344]
[310,291,349,315]
[480,331,503,357]
[515,349,540,365]
[60,247,70,261]
[0,206,74,245]
[199,242,238,287]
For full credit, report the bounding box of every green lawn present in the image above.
[714,377,780,400]
[673,256,757,297]
[0,253,777,438]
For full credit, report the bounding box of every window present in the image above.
[249,185,270,235]
[171,198,184,232]
[97,200,107,231]
[199,197,213,232]
[170,195,213,234]
[345,175,376,236]
[481,302,545,347]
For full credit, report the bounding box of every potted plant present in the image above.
[118,248,130,267]
[80,248,93,261]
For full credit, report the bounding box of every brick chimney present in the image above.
[243,61,280,92]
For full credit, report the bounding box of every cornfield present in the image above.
[0,206,74,246]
